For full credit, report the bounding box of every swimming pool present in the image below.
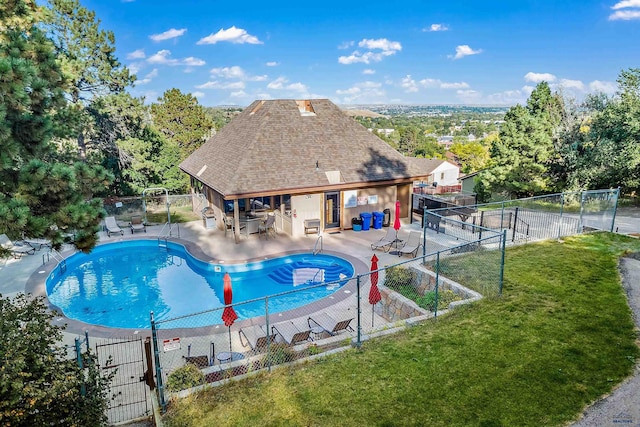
[46,240,355,329]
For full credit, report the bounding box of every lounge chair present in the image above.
[0,234,36,258]
[104,216,123,236]
[129,215,146,234]
[22,237,52,250]
[239,324,277,353]
[398,231,422,257]
[258,215,276,239]
[271,320,312,346]
[370,228,397,252]
[308,312,354,338]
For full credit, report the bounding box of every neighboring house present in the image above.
[437,136,454,150]
[179,99,459,240]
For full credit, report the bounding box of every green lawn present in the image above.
[163,233,640,427]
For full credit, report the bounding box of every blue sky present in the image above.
[83,0,639,107]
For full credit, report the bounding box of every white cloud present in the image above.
[589,80,617,94]
[417,78,469,90]
[558,78,585,91]
[611,0,640,9]
[265,61,279,67]
[148,50,178,65]
[487,89,527,105]
[524,72,557,83]
[195,81,246,90]
[338,38,402,64]
[363,69,375,75]
[609,9,640,19]
[192,91,205,99]
[128,62,143,75]
[338,41,354,50]
[147,50,205,67]
[522,85,535,96]
[440,82,470,89]
[135,68,158,85]
[266,77,308,94]
[401,75,419,93]
[425,23,449,32]
[335,81,386,103]
[229,90,249,99]
[197,26,262,45]
[183,57,206,66]
[150,28,187,42]
[456,89,482,103]
[127,49,146,59]
[209,66,267,81]
[449,45,482,60]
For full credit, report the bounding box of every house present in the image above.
[179,99,459,241]
[458,170,483,194]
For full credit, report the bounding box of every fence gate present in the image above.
[95,336,151,425]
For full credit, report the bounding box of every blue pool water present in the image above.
[46,240,354,329]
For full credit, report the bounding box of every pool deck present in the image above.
[0,219,422,346]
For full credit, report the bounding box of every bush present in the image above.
[383,265,416,290]
[166,363,205,392]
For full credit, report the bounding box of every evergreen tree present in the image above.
[151,89,214,159]
[0,0,111,253]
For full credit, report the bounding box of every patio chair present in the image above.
[258,215,276,239]
[308,312,354,338]
[370,227,397,252]
[398,231,422,257]
[104,216,123,237]
[223,215,235,237]
[129,215,146,234]
[271,320,312,346]
[0,234,36,258]
[22,237,52,250]
[239,324,277,353]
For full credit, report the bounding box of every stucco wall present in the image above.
[291,194,322,237]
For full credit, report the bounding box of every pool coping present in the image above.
[26,237,369,338]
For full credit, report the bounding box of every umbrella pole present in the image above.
[228,326,232,352]
[372,303,375,327]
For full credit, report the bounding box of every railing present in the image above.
[157,222,180,246]
[43,248,67,273]
[312,234,323,255]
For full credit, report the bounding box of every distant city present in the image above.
[341,104,510,117]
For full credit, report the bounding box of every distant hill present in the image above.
[342,109,387,118]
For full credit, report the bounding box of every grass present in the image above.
[162,233,640,427]
[146,205,201,224]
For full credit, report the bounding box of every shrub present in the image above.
[166,363,205,392]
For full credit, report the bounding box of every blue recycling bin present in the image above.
[372,211,384,229]
[360,212,372,231]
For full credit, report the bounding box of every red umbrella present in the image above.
[369,254,381,326]
[221,273,238,352]
[393,200,401,234]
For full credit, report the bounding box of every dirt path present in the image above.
[571,254,640,427]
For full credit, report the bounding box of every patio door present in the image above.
[325,192,340,229]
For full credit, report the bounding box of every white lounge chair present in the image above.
[104,216,123,236]
[271,320,311,346]
[398,231,422,257]
[238,324,277,353]
[370,228,397,252]
[308,312,354,337]
[129,215,146,234]
[258,215,276,239]
[0,234,36,258]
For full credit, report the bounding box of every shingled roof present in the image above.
[180,99,445,198]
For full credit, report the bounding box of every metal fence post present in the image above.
[557,192,565,240]
[578,191,585,233]
[356,275,362,348]
[75,337,86,397]
[499,230,507,296]
[434,253,440,318]
[150,311,166,413]
[265,296,272,371]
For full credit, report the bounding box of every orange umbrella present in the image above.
[221,273,238,351]
[369,254,381,326]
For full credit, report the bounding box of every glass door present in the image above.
[325,192,340,229]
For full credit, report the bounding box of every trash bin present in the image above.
[360,212,372,231]
[372,211,384,229]
[351,217,362,232]
[383,208,391,227]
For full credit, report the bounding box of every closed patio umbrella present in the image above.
[369,254,381,327]
[391,200,402,253]
[221,273,238,352]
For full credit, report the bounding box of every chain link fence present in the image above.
[103,193,200,226]
[425,189,619,245]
